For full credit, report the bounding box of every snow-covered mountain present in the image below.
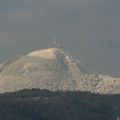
[0,48,120,94]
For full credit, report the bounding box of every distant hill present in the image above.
[0,89,119,120]
[0,48,120,94]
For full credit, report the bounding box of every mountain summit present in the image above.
[27,48,58,59]
[0,48,120,94]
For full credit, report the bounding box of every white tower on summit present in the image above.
[53,33,57,48]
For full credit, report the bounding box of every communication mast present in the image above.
[52,33,62,49]
[53,33,57,48]
[53,33,56,48]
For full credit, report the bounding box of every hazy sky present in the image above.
[0,0,120,76]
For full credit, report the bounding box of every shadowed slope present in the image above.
[0,89,120,120]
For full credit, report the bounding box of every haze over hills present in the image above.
[0,47,120,94]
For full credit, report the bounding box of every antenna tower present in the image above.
[53,33,56,48]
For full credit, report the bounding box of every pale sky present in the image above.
[0,0,120,76]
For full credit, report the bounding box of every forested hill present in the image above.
[0,89,120,120]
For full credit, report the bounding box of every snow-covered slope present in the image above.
[0,48,120,94]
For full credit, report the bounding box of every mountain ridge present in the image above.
[0,47,120,94]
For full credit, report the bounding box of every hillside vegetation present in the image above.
[0,89,120,120]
